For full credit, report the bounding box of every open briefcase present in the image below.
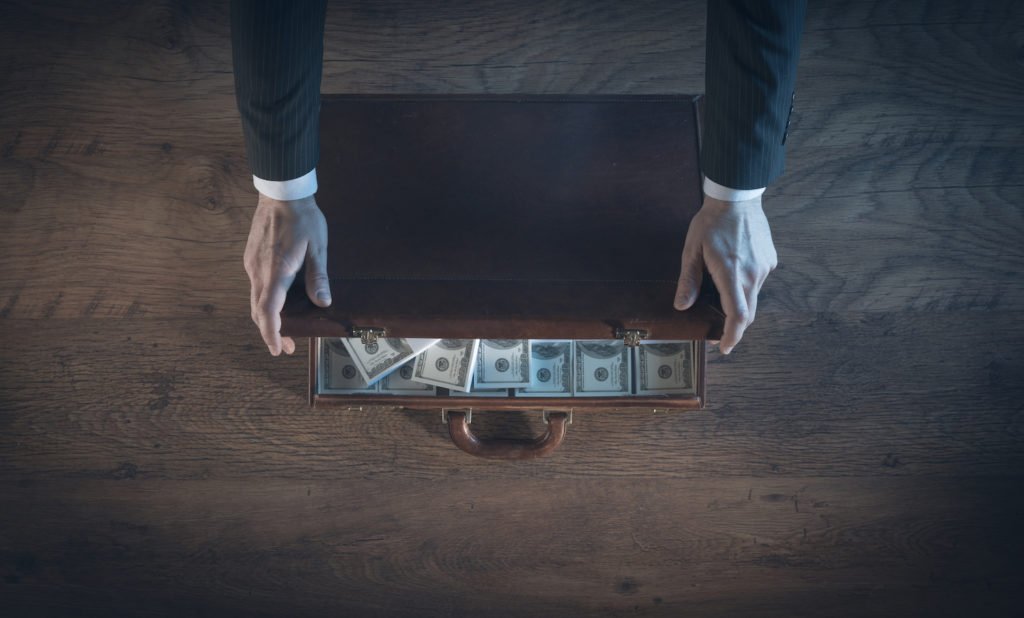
[281,93,724,460]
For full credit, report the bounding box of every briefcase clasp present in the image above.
[614,328,648,347]
[350,326,387,345]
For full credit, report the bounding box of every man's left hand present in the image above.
[673,194,779,354]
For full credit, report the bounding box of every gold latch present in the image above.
[350,326,387,345]
[614,328,648,347]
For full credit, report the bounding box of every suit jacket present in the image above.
[231,0,806,191]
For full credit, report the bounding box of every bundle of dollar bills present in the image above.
[320,338,694,397]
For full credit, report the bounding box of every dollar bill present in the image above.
[449,384,509,397]
[516,340,573,397]
[634,341,695,395]
[574,340,630,396]
[474,339,531,388]
[320,339,379,393]
[341,337,441,386]
[411,339,480,392]
[379,358,436,395]
[451,363,511,396]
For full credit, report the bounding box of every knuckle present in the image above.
[255,300,275,317]
[733,309,752,326]
[271,252,301,276]
[257,321,275,339]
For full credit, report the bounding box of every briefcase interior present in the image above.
[280,94,724,411]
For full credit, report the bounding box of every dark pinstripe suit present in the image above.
[231,0,806,192]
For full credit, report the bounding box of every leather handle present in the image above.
[445,411,569,460]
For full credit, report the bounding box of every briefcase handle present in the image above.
[443,410,570,460]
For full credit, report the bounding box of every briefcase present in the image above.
[281,93,724,459]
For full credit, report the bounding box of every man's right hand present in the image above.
[243,194,331,356]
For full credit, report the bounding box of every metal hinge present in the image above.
[350,326,387,345]
[614,327,648,347]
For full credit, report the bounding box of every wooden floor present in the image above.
[2,0,1023,615]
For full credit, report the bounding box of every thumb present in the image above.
[674,245,703,311]
[304,237,332,307]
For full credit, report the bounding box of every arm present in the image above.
[231,0,331,356]
[232,0,326,185]
[675,0,807,354]
[701,0,807,190]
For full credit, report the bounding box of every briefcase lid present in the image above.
[281,93,724,341]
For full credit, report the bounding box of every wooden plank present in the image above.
[1,313,1021,481]
[2,476,1022,617]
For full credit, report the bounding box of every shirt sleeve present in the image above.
[230,0,327,189]
[703,177,765,202]
[252,168,318,201]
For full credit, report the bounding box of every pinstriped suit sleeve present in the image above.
[703,0,807,191]
[230,0,327,183]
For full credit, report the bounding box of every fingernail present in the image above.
[721,346,732,355]
[317,291,331,304]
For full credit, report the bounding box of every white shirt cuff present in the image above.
[253,168,318,201]
[703,176,766,202]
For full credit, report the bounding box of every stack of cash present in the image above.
[319,338,694,397]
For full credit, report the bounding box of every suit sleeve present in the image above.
[230,0,327,182]
[702,0,807,191]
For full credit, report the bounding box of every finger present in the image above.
[674,244,704,310]
[305,231,331,307]
[250,276,261,326]
[747,270,768,326]
[246,249,262,325]
[282,336,296,355]
[717,272,750,355]
[256,275,295,356]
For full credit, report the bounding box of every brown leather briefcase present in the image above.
[281,93,724,459]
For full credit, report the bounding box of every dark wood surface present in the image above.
[1,0,1022,616]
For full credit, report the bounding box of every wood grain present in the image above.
[1,0,1023,615]
[0,313,1021,481]
[3,477,1021,617]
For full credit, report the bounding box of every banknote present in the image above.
[379,358,436,395]
[516,340,573,397]
[633,341,695,395]
[474,339,532,388]
[411,339,480,392]
[341,337,441,386]
[574,340,630,396]
[449,384,509,397]
[320,339,379,393]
